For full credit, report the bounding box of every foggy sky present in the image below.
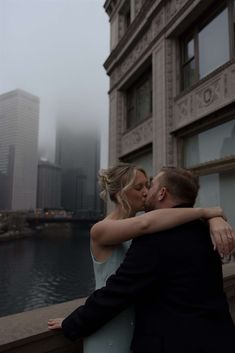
[0,0,109,166]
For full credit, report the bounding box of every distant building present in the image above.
[55,127,102,216]
[104,0,235,227]
[37,160,61,209]
[0,89,39,210]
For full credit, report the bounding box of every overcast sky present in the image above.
[0,0,109,166]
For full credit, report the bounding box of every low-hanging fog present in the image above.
[0,0,109,166]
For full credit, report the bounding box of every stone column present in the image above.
[152,39,167,174]
[108,90,122,166]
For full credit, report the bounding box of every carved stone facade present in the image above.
[121,118,153,155]
[104,0,235,176]
[174,62,235,131]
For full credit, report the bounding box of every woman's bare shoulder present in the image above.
[90,219,112,239]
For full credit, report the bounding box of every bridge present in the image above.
[26,215,102,226]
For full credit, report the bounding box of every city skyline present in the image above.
[0,0,109,167]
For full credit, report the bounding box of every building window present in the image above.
[181,2,234,90]
[198,8,229,78]
[126,69,152,129]
[183,119,235,168]
[181,118,235,229]
[122,150,153,177]
[194,170,235,233]
[182,37,196,89]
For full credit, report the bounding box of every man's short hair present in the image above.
[159,166,199,206]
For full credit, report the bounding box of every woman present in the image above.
[48,164,232,352]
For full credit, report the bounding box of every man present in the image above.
[50,167,235,352]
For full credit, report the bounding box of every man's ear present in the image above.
[158,187,167,201]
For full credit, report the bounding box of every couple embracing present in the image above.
[49,165,235,353]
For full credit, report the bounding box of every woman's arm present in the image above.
[91,207,223,246]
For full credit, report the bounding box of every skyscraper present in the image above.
[55,125,101,216]
[0,89,39,210]
[37,160,61,209]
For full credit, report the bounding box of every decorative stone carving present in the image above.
[165,39,175,165]
[195,78,222,113]
[231,68,235,93]
[174,62,235,131]
[135,0,143,16]
[166,0,188,23]
[108,92,118,165]
[119,29,153,78]
[121,118,153,155]
[118,15,125,40]
[175,96,191,124]
[152,9,164,38]
[110,10,164,89]
[116,92,123,155]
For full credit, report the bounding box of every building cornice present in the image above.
[104,0,210,76]
[104,0,159,73]
[103,0,121,18]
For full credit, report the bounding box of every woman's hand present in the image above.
[208,217,235,256]
[48,318,64,330]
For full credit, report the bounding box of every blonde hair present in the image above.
[98,163,147,215]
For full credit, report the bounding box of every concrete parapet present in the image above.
[0,266,235,353]
[0,298,85,353]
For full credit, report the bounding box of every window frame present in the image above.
[125,69,153,131]
[180,1,233,91]
[176,111,235,177]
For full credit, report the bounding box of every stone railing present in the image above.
[223,262,235,322]
[0,298,86,353]
[0,264,235,353]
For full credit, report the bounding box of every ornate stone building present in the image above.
[104,0,235,227]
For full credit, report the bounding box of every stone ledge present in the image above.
[0,265,235,352]
[0,298,86,352]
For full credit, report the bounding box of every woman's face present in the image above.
[124,170,149,214]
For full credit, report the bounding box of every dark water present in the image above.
[0,225,95,318]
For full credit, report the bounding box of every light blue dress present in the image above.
[83,241,134,353]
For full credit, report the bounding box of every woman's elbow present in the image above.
[138,218,150,234]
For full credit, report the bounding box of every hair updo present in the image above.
[98,163,147,214]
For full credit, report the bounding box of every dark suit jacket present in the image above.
[62,218,235,352]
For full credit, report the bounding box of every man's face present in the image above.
[145,172,164,211]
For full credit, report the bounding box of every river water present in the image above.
[0,225,95,318]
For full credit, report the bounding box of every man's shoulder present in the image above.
[137,219,208,241]
[131,219,209,249]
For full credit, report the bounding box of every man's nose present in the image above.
[142,187,148,196]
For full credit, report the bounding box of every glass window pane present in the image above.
[184,38,194,61]
[124,152,153,177]
[183,59,196,89]
[136,79,151,122]
[195,170,235,228]
[184,119,235,167]
[199,8,229,78]
[126,70,152,129]
[126,91,135,128]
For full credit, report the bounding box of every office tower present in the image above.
[37,160,61,209]
[56,126,101,216]
[0,89,39,210]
